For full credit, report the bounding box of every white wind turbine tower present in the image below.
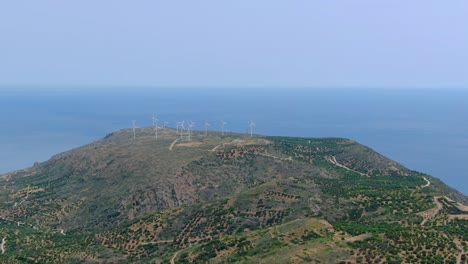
[152,114,159,139]
[221,120,227,136]
[249,120,256,137]
[176,121,181,135]
[204,120,210,136]
[176,120,184,135]
[187,120,195,141]
[179,120,185,138]
[132,120,137,139]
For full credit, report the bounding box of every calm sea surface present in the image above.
[1,88,467,194]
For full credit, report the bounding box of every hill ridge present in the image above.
[0,128,467,263]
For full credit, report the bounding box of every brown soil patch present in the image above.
[177,142,204,147]
[448,214,468,221]
[345,233,372,242]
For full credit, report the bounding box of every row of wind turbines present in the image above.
[131,114,256,140]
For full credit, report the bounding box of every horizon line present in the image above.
[0,85,467,91]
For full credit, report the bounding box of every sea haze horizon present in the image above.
[0,87,467,195]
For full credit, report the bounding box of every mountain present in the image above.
[0,127,467,263]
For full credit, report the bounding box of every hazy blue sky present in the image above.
[1,1,467,88]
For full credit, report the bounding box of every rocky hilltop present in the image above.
[0,127,467,263]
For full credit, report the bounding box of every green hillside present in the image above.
[0,127,467,263]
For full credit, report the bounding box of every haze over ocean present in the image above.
[0,87,466,194]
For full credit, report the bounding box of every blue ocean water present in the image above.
[1,88,467,194]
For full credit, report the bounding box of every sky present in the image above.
[0,1,468,88]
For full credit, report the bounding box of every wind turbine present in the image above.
[179,120,185,138]
[132,120,137,139]
[152,114,159,139]
[204,120,210,136]
[221,120,227,136]
[176,120,184,135]
[187,120,195,140]
[249,120,256,137]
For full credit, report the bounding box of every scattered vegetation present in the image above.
[0,129,466,263]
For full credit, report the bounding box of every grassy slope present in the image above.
[0,129,467,263]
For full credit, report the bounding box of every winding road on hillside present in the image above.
[420,197,443,226]
[170,250,182,264]
[0,215,29,229]
[211,139,242,152]
[211,144,223,151]
[326,156,369,177]
[422,177,431,188]
[169,139,179,151]
[0,236,6,254]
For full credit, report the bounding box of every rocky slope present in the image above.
[0,127,467,263]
